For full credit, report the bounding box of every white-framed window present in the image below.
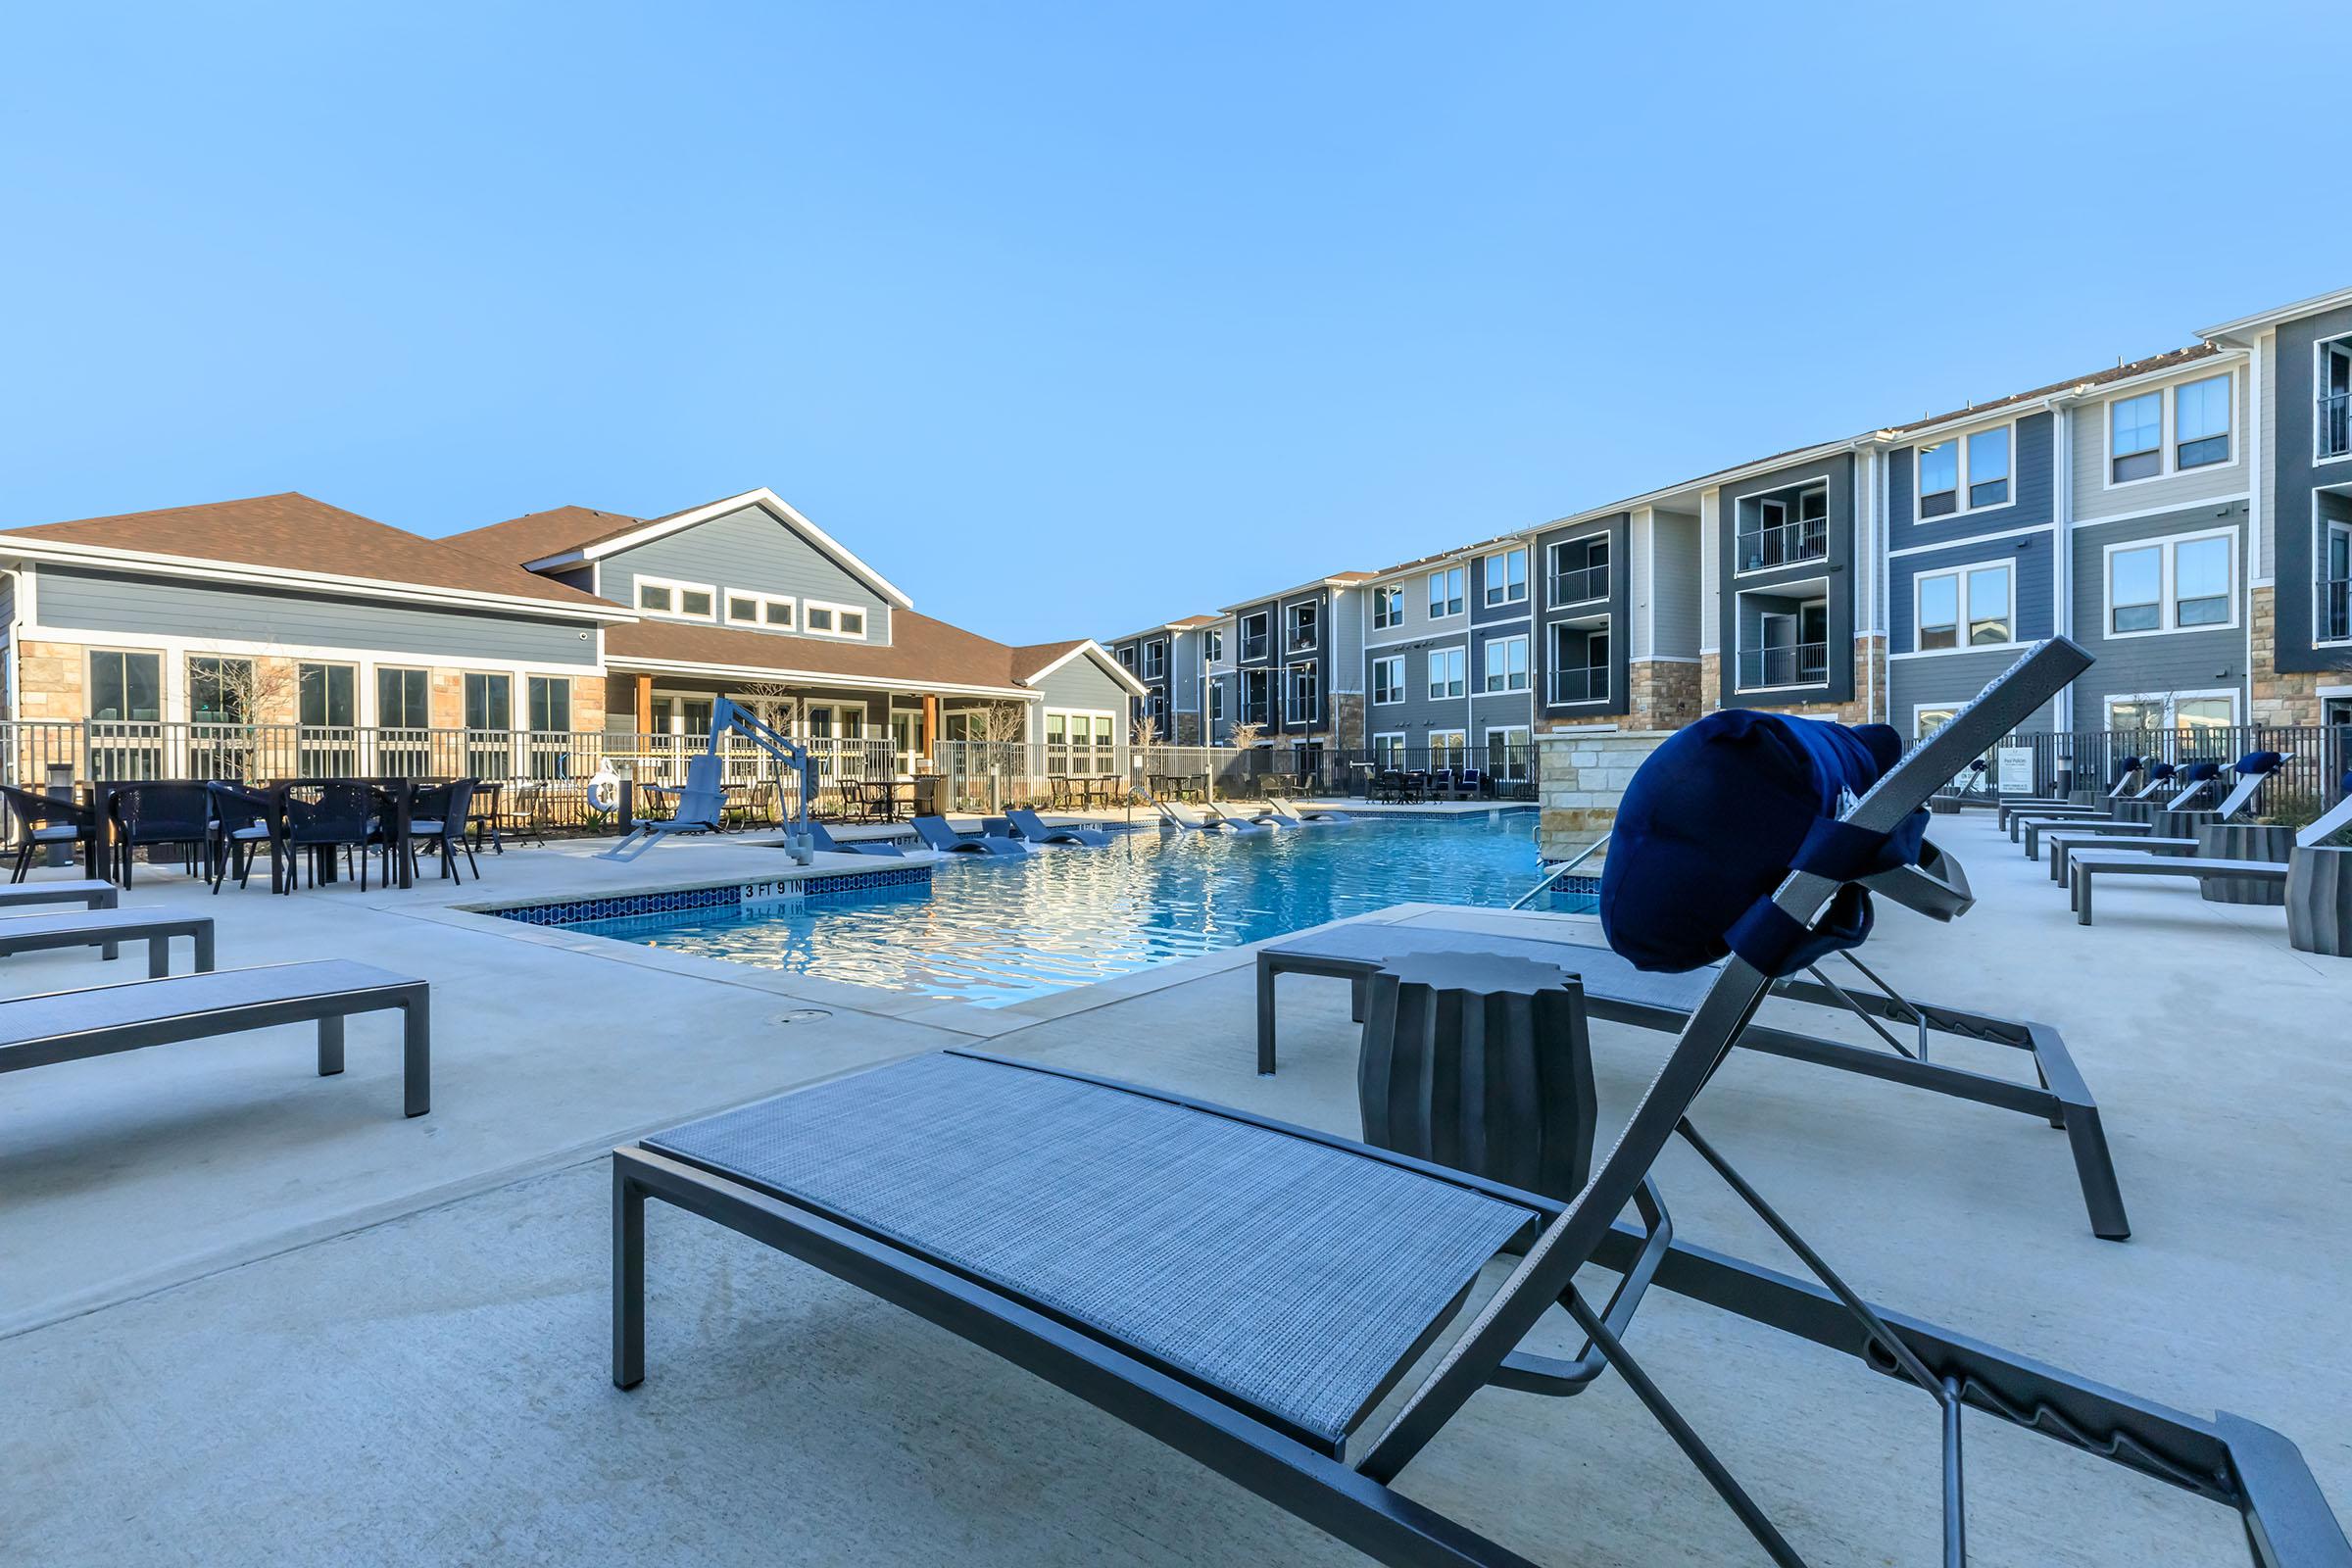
[1912,561,2014,652]
[723,589,795,629]
[1240,612,1270,661]
[2106,371,2235,486]
[803,600,869,639]
[1284,661,1319,725]
[1482,633,1529,692]
[2319,335,2352,463]
[1484,724,1531,781]
[1371,732,1406,770]
[1204,627,1225,662]
[1285,601,1318,653]
[1427,646,1466,699]
[1912,705,1959,741]
[2103,529,2236,637]
[1208,679,1224,723]
[1142,639,1166,678]
[1915,422,2014,519]
[2105,690,2238,735]
[1428,567,1465,618]
[2323,514,2352,644]
[1371,584,1404,630]
[1483,547,1528,607]
[1428,729,1467,770]
[1116,645,1136,670]
[1371,655,1405,706]
[635,575,716,621]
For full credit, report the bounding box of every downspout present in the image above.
[2243,337,2264,725]
[2049,395,2076,734]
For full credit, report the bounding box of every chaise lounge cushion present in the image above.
[1600,711,1925,977]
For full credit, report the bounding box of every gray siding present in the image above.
[1533,514,1627,717]
[1033,654,1129,715]
[1887,411,2056,552]
[1468,543,1535,628]
[1363,635,1473,744]
[2069,363,2250,522]
[2270,303,2352,668]
[1362,561,1470,657]
[1888,647,2057,738]
[2068,501,2250,721]
[1887,533,2055,656]
[35,566,597,666]
[1648,509,1702,658]
[602,504,895,647]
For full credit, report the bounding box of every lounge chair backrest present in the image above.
[2297,777,2352,849]
[2131,761,2176,800]
[2212,751,2292,820]
[2106,756,2143,798]
[1354,637,2089,1482]
[2163,760,2225,809]
[911,815,961,851]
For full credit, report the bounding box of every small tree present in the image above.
[976,700,1028,810]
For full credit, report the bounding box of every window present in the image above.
[1371,584,1403,629]
[1547,536,1607,604]
[376,667,428,729]
[1371,733,1406,770]
[1967,427,2010,508]
[724,590,794,629]
[2108,692,2237,734]
[1427,646,1466,699]
[2110,393,2162,483]
[2175,374,2231,469]
[1117,646,1136,669]
[1240,612,1270,662]
[1482,634,1529,692]
[1428,567,1465,618]
[1918,441,1958,517]
[1208,679,1224,724]
[1204,627,1224,662]
[1913,562,2012,652]
[88,651,162,722]
[1285,662,1319,725]
[1428,730,1467,771]
[1142,640,1166,679]
[1486,725,1531,781]
[187,657,252,725]
[803,601,868,639]
[2322,338,2352,461]
[840,610,864,636]
[298,663,356,727]
[1917,426,2011,519]
[1239,668,1271,725]
[2105,531,2235,635]
[464,673,513,730]
[1285,601,1318,652]
[1372,656,1405,706]
[635,575,715,620]
[1914,707,1958,741]
[1483,547,1528,607]
[528,676,570,732]
[2326,520,2352,642]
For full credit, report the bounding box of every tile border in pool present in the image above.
[1337,805,1539,820]
[487,862,933,928]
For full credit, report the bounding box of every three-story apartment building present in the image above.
[1218,572,1371,773]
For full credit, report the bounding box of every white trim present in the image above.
[799,599,868,640]
[1370,654,1406,706]
[1727,476,1833,581]
[2197,285,2352,342]
[1481,545,1530,610]
[1018,640,1149,697]
[1425,645,1467,701]
[1908,701,1965,739]
[1367,582,1406,633]
[2098,368,2240,492]
[633,574,717,622]
[0,533,626,623]
[722,587,796,631]
[1281,596,1320,657]
[2067,494,2248,531]
[1908,556,2018,658]
[1886,522,2054,558]
[1425,566,1467,621]
[2318,506,2352,648]
[525,487,915,611]
[1480,632,1531,694]
[1361,633,1470,654]
[2099,688,2240,727]
[2099,526,2239,639]
[2317,331,2352,469]
[1910,417,2019,523]
[616,654,1029,700]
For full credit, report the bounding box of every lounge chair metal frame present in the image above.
[2066,794,2352,925]
[0,906,216,977]
[612,641,2346,1567]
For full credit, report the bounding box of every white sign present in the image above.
[1995,746,2034,795]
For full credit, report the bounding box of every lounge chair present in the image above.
[1206,800,1279,830]
[2068,791,2352,926]
[603,759,723,859]
[0,959,431,1119]
[911,814,1029,856]
[612,639,2345,1565]
[1264,795,1352,824]
[1005,808,1112,847]
[2007,761,2182,842]
[0,783,99,884]
[2029,751,2296,867]
[1999,761,2174,834]
[801,818,906,858]
[0,906,215,978]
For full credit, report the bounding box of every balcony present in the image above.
[1549,666,1608,705]
[2326,575,2350,643]
[2324,391,2350,461]
[1739,642,1829,689]
[1549,564,1607,607]
[1239,635,1269,663]
[1737,517,1828,573]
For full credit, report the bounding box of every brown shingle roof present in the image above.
[438,505,647,566]
[609,611,1063,694]
[1889,343,2224,434]
[5,492,611,608]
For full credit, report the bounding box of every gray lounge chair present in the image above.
[803,818,906,858]
[2069,795,2352,926]
[911,814,1029,856]
[1004,808,1111,847]
[1203,801,1274,831]
[2000,763,2175,834]
[0,906,215,978]
[1265,795,1352,824]
[0,959,430,1118]
[612,639,2346,1565]
[2034,753,2299,872]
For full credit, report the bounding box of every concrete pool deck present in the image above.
[3,809,2347,1564]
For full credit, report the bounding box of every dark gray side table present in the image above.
[2197,822,2295,906]
[1356,953,1592,1202]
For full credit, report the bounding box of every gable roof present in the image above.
[451,487,914,611]
[0,492,619,615]
[607,617,1146,700]
[1013,639,1149,696]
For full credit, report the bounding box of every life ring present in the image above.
[587,764,623,814]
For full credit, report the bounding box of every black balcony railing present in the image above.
[1240,636,1268,662]
[1549,564,1607,606]
[1549,666,1608,705]
[2322,391,2350,460]
[1286,629,1317,654]
[1737,517,1829,572]
[2326,575,2351,643]
[1739,642,1828,689]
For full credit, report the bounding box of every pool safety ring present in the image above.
[587,764,623,814]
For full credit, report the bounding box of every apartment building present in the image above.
[1215,571,1372,773]
[1105,614,1222,743]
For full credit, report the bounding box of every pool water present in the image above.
[570,811,1577,1007]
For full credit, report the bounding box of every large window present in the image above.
[1371,584,1403,630]
[1371,733,1406,770]
[299,663,356,728]
[1285,601,1318,653]
[1204,627,1224,662]
[1483,547,1528,607]
[1913,563,2012,651]
[1428,567,1465,618]
[1240,612,1269,662]
[1482,634,1529,692]
[1915,428,2012,518]
[377,667,429,728]
[2175,374,2231,469]
[1428,730,1467,771]
[1284,662,1319,725]
[528,675,570,731]
[1917,441,1959,517]
[88,651,162,722]
[1371,655,1404,706]
[1239,668,1271,726]
[187,657,252,725]
[1142,640,1166,679]
[1426,646,1466,699]
[2109,374,2233,484]
[2106,531,2234,635]
[464,672,513,730]
[2107,693,2236,735]
[2110,393,2163,483]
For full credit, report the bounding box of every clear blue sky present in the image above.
[4,3,2346,644]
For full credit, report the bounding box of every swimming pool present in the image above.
[566,811,1580,1007]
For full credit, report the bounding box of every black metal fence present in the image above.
[1946,724,2350,824]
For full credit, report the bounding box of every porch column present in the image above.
[921,693,940,758]
[623,673,653,734]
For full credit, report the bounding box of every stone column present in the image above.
[1537,729,1677,860]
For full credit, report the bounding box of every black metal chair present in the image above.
[206,782,284,894]
[403,779,481,884]
[107,782,216,888]
[0,783,98,884]
[282,781,380,892]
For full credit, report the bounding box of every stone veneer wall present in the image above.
[1623,659,1702,730]
[1697,636,1886,724]
[1537,729,1676,860]
[2249,587,2350,725]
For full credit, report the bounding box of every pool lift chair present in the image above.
[603,700,819,864]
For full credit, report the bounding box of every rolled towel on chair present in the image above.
[2180,760,2224,784]
[2113,755,2142,782]
[2232,750,2283,777]
[1599,711,1927,978]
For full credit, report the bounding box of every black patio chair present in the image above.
[402,779,481,884]
[0,782,98,884]
[281,780,380,892]
[107,782,216,888]
[206,782,285,895]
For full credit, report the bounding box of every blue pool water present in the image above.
[570,811,1578,1007]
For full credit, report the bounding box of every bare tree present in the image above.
[1131,711,1159,750]
[1224,719,1264,800]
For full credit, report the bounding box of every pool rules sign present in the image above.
[1995,745,2034,794]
